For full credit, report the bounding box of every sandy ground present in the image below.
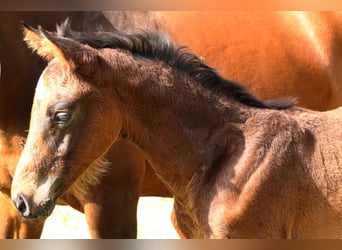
[40,197,179,239]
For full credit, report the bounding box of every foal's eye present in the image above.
[54,112,71,125]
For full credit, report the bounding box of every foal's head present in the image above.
[11,24,123,219]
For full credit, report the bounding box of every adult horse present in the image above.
[2,11,342,238]
[0,11,170,239]
[11,21,342,238]
[103,11,342,111]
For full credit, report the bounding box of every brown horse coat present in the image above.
[10,19,342,238]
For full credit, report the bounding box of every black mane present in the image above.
[56,19,295,110]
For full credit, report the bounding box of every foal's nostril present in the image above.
[13,193,31,217]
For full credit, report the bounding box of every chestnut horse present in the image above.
[115,11,342,111]
[0,11,170,239]
[11,21,342,238]
[2,11,342,238]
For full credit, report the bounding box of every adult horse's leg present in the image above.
[84,140,146,238]
[61,140,146,238]
[0,190,44,238]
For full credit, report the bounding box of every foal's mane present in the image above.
[57,19,295,110]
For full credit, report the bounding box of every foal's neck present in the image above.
[105,52,251,195]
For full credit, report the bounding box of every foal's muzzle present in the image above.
[12,193,55,219]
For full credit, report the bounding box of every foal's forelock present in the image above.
[55,19,295,110]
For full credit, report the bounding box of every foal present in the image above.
[11,23,342,238]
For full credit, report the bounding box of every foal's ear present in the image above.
[22,22,98,77]
[23,22,66,62]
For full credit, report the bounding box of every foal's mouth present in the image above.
[37,199,55,218]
